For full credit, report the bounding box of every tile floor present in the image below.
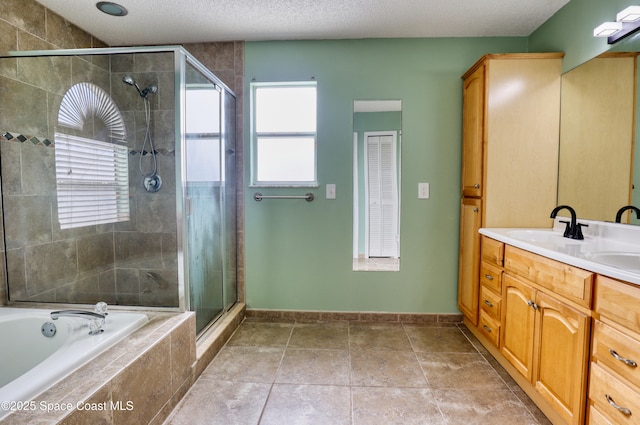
[165,320,552,425]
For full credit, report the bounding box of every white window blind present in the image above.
[55,132,129,229]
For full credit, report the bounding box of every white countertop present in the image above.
[479,218,640,286]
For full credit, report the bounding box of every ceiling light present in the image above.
[96,2,128,17]
[617,5,640,22]
[593,22,623,37]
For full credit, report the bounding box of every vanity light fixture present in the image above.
[617,5,640,22]
[96,1,128,17]
[594,5,640,44]
[593,22,623,37]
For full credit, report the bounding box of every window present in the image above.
[251,82,317,185]
[55,82,130,229]
[55,133,130,229]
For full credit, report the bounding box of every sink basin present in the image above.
[507,230,569,245]
[585,252,640,272]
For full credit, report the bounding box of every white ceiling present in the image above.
[36,0,570,46]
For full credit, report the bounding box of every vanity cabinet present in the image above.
[502,246,592,425]
[458,53,563,325]
[588,275,640,424]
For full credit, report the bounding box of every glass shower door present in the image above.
[184,66,225,333]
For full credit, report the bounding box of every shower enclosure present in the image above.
[0,46,237,334]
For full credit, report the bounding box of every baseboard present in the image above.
[245,308,463,324]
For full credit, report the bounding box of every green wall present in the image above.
[243,38,527,313]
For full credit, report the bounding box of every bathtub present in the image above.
[0,307,148,420]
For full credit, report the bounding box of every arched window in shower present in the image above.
[55,82,130,229]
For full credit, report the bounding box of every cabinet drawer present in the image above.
[595,275,640,334]
[480,284,501,320]
[588,405,616,425]
[504,245,594,308]
[478,310,500,348]
[592,320,640,389]
[480,262,502,293]
[589,362,640,424]
[481,237,504,267]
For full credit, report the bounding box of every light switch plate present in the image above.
[326,184,336,199]
[418,182,430,199]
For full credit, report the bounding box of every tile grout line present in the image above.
[455,323,545,425]
[256,320,295,425]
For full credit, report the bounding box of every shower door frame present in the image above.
[7,45,238,320]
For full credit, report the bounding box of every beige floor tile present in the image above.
[288,322,349,349]
[164,320,552,425]
[404,324,477,353]
[200,346,284,383]
[434,388,540,425]
[260,384,351,425]
[165,380,271,425]
[417,352,508,389]
[276,348,351,385]
[349,322,412,351]
[352,386,446,425]
[350,350,427,387]
[227,322,293,347]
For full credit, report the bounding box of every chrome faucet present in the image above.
[615,205,640,223]
[550,205,587,240]
[50,310,106,335]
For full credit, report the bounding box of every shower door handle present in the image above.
[186,197,193,217]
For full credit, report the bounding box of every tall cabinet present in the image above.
[457,53,564,325]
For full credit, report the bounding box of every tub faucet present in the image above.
[615,205,640,223]
[50,310,106,335]
[550,205,587,240]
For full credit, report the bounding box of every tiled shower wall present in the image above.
[0,49,180,306]
[0,0,245,307]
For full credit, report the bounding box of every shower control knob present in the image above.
[144,174,162,192]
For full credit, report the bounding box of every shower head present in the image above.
[122,75,157,98]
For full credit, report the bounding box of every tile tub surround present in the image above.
[1,311,196,425]
[165,320,551,425]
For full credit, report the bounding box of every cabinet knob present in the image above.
[482,325,492,333]
[609,349,638,367]
[473,184,480,189]
[484,299,494,307]
[605,394,632,416]
[484,274,494,281]
[473,208,479,213]
[527,300,539,310]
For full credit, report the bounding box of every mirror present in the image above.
[352,100,402,271]
[558,51,640,224]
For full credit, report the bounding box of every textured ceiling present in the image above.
[35,0,570,46]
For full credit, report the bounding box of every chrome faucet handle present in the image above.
[94,301,108,316]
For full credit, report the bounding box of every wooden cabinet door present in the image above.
[533,291,590,425]
[500,274,536,381]
[458,197,482,325]
[461,63,485,198]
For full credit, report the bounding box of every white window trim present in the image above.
[250,81,318,187]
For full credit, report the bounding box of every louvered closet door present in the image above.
[366,133,398,257]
